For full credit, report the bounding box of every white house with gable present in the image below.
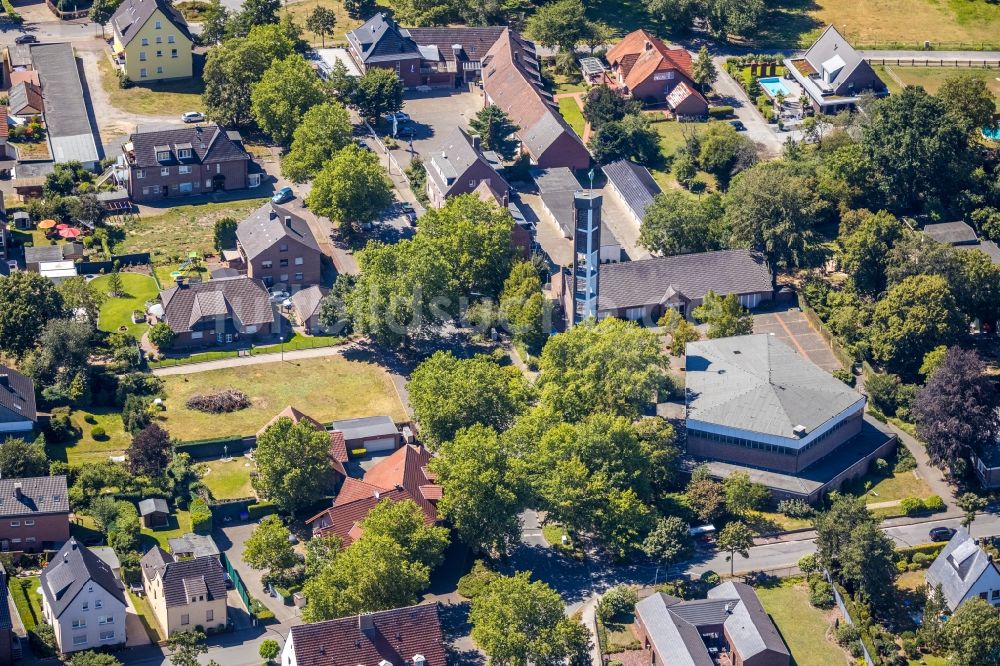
[925,526,1000,612]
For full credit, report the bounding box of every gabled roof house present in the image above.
[234,202,322,288]
[0,364,37,434]
[926,526,1000,612]
[159,275,274,349]
[425,127,509,208]
[140,546,228,636]
[605,30,707,117]
[784,26,887,113]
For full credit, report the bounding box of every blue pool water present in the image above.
[984,126,1000,141]
[759,76,790,97]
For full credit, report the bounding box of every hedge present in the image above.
[708,106,734,118]
[274,584,302,605]
[190,498,213,534]
[896,543,945,564]
[249,597,275,622]
[248,501,277,520]
[175,438,248,460]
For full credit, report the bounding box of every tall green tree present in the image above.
[252,417,336,514]
[305,5,336,47]
[526,0,590,52]
[0,271,64,357]
[251,54,328,145]
[716,521,754,577]
[692,290,753,338]
[723,472,770,516]
[938,73,998,135]
[354,67,404,121]
[698,122,758,188]
[839,520,899,608]
[306,145,392,231]
[500,260,549,353]
[281,101,353,182]
[589,114,661,166]
[359,499,450,569]
[582,85,630,129]
[642,516,693,565]
[213,217,238,252]
[944,597,1000,666]
[814,493,870,578]
[228,0,281,37]
[0,436,49,478]
[958,492,988,529]
[200,0,230,45]
[640,191,724,256]
[470,572,590,666]
[408,352,533,448]
[57,276,105,328]
[344,0,377,19]
[691,45,717,92]
[838,210,902,296]
[469,105,520,160]
[167,630,207,666]
[243,515,298,574]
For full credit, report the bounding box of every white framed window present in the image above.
[161,167,170,176]
[178,148,192,159]
[95,599,103,609]
[140,68,148,78]
[88,585,93,593]
[216,164,221,174]
[191,331,203,339]
[72,619,86,628]
[82,602,89,611]
[246,325,258,334]
[156,35,162,43]
[171,49,178,58]
[156,66,163,74]
[141,37,149,46]
[25,537,35,543]
[279,259,288,268]
[280,274,288,282]
[11,538,20,544]
[294,257,303,265]
[205,179,213,188]
[24,519,34,526]
[179,165,191,174]
[136,169,145,179]
[73,635,87,646]
[168,35,175,43]
[294,272,304,281]
[9,521,19,527]
[99,616,114,625]
[139,51,147,61]
[142,187,150,195]
[156,50,162,58]
[179,182,193,193]
[279,243,288,252]
[100,630,115,641]
[261,260,273,269]
[155,19,161,28]
[156,150,170,161]
[469,179,475,187]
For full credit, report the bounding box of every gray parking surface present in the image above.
[753,307,842,372]
[398,88,486,157]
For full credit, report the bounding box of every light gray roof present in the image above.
[803,25,866,93]
[331,415,398,441]
[685,334,865,441]
[40,538,127,619]
[138,497,169,516]
[236,202,320,261]
[597,249,773,311]
[926,527,999,610]
[602,160,661,221]
[708,582,789,661]
[30,43,100,165]
[0,475,69,517]
[291,285,328,321]
[168,533,220,560]
[426,128,508,199]
[90,546,122,572]
[923,221,979,246]
[110,0,192,47]
[635,593,714,666]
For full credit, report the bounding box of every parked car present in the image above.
[181,111,205,123]
[729,119,746,131]
[272,186,294,204]
[356,139,372,151]
[269,290,290,303]
[15,34,37,44]
[929,526,957,542]
[384,111,410,124]
[400,203,417,225]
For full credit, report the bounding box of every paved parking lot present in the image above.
[398,88,486,158]
[753,307,842,372]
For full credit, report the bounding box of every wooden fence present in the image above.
[868,58,1000,68]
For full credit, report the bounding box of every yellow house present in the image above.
[140,547,228,636]
[109,0,193,82]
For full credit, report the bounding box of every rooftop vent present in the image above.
[359,613,375,633]
[0,373,8,388]
[792,425,807,438]
[13,482,22,499]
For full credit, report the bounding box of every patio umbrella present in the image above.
[59,227,82,239]
[37,219,56,229]
[56,223,70,230]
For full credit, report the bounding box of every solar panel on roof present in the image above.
[46,562,76,596]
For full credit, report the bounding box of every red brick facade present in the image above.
[0,512,69,553]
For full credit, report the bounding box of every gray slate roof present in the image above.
[29,43,100,165]
[126,124,249,169]
[635,593,715,666]
[802,25,867,94]
[685,334,865,441]
[138,497,168,516]
[0,364,37,424]
[111,0,192,47]
[923,221,979,246]
[426,127,507,198]
[290,285,328,321]
[0,476,68,518]
[24,244,81,265]
[708,582,789,661]
[926,526,999,610]
[236,202,320,261]
[140,547,227,608]
[602,160,661,221]
[331,415,398,441]
[405,26,505,64]
[41,538,127,619]
[347,13,421,65]
[0,562,12,631]
[160,275,274,335]
[597,249,773,311]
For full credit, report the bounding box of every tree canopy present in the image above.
[252,416,336,514]
[281,101,354,183]
[0,271,64,357]
[469,105,520,160]
[640,191,723,256]
[250,54,328,145]
[354,67,404,121]
[306,145,393,230]
[691,290,753,338]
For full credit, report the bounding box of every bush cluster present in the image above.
[597,585,638,622]
[190,498,213,534]
[457,560,498,599]
[808,577,834,609]
[777,499,813,519]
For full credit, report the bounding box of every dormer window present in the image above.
[155,145,171,162]
[179,148,191,159]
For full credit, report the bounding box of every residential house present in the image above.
[346,13,504,88]
[258,406,349,480]
[605,30,708,117]
[8,80,43,117]
[0,206,8,265]
[425,127,509,208]
[685,334,898,503]
[602,159,662,228]
[138,498,169,528]
[0,562,13,663]
[0,475,69,552]
[167,533,220,561]
[0,364,37,435]
[30,43,101,169]
[331,415,400,452]
[40,538,128,653]
[784,26,887,114]
[307,444,440,546]
[90,547,123,580]
[471,181,533,258]
[281,602,446,666]
[3,44,33,89]
[233,202,322,289]
[290,285,329,334]
[926,527,1000,612]
[121,124,252,203]
[921,220,1000,273]
[140,546,228,636]
[110,0,194,82]
[158,275,274,349]
[481,30,590,169]
[635,582,790,666]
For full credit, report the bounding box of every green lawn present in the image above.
[746,510,813,535]
[148,331,344,368]
[117,198,268,264]
[8,576,42,630]
[129,589,165,642]
[140,509,193,550]
[48,408,130,466]
[199,457,256,500]
[842,467,933,505]
[909,655,948,666]
[872,65,1000,109]
[93,272,160,339]
[647,117,720,192]
[154,261,209,287]
[756,579,850,666]
[98,57,205,116]
[553,74,589,95]
[158,355,407,440]
[558,97,587,137]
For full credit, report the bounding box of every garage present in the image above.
[331,415,401,452]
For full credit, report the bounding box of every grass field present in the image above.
[756,579,850,666]
[558,96,587,136]
[118,198,267,262]
[746,510,813,535]
[281,0,387,44]
[199,457,256,500]
[158,355,407,440]
[647,117,720,192]
[8,576,42,630]
[129,590,165,642]
[843,467,934,505]
[149,331,344,368]
[873,65,1000,109]
[52,408,131,466]
[140,509,193,550]
[98,57,205,116]
[93,272,160,338]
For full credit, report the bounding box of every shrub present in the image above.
[833,368,855,386]
[900,497,926,516]
[84,414,97,425]
[457,560,498,599]
[894,446,917,473]
[808,578,834,608]
[873,458,889,476]
[148,322,175,350]
[924,495,945,512]
[186,390,251,414]
[248,501,277,520]
[836,623,860,646]
[116,373,164,406]
[350,448,367,457]
[895,560,908,573]
[707,105,734,118]
[896,543,945,563]
[598,585,638,622]
[29,622,56,657]
[46,408,78,442]
[911,552,930,566]
[700,570,721,586]
[866,373,901,416]
[190,498,213,534]
[91,426,107,440]
[777,499,813,519]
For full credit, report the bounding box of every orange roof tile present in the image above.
[606,30,696,92]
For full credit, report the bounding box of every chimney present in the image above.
[373,490,380,499]
[13,482,22,499]
[644,40,652,51]
[285,216,292,228]
[471,135,480,150]
[359,614,375,633]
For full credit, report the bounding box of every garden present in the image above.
[197,457,256,500]
[97,57,205,116]
[755,577,852,665]
[93,271,160,339]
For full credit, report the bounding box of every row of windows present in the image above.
[140,34,177,45]
[136,164,223,179]
[689,415,857,458]
[138,49,179,61]
[72,630,115,645]
[71,616,113,629]
[795,415,854,454]
[140,180,219,196]
[9,520,36,527]
[81,599,104,611]
[262,273,304,285]
[260,258,305,269]
[4,537,36,546]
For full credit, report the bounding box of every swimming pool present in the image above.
[759,76,790,97]
[984,126,1000,141]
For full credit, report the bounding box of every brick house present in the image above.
[0,476,70,552]
[425,128,509,208]
[605,30,708,117]
[121,125,252,203]
[233,202,322,289]
[158,276,274,349]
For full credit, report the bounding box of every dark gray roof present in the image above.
[168,533,220,560]
[29,43,100,165]
[0,476,68,517]
[346,13,421,65]
[0,562,11,631]
[0,364,37,424]
[686,334,865,441]
[597,249,773,311]
[926,527,1000,610]
[960,240,1000,265]
[126,124,249,169]
[160,275,274,335]
[41,538,127,619]
[803,26,866,93]
[24,244,79,264]
[404,26,505,64]
[602,160,661,221]
[111,0,192,47]
[635,593,714,666]
[236,202,320,261]
[138,497,168,516]
[426,127,508,198]
[140,547,227,608]
[290,285,328,321]
[708,582,790,661]
[331,415,398,440]
[923,221,979,246]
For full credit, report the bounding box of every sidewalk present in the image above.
[151,342,353,376]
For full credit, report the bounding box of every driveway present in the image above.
[215,522,301,625]
[124,593,153,647]
[397,88,486,158]
[752,306,842,372]
[710,56,783,157]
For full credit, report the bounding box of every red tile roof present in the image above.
[606,30,696,92]
[306,445,440,545]
[259,406,348,477]
[287,603,446,666]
